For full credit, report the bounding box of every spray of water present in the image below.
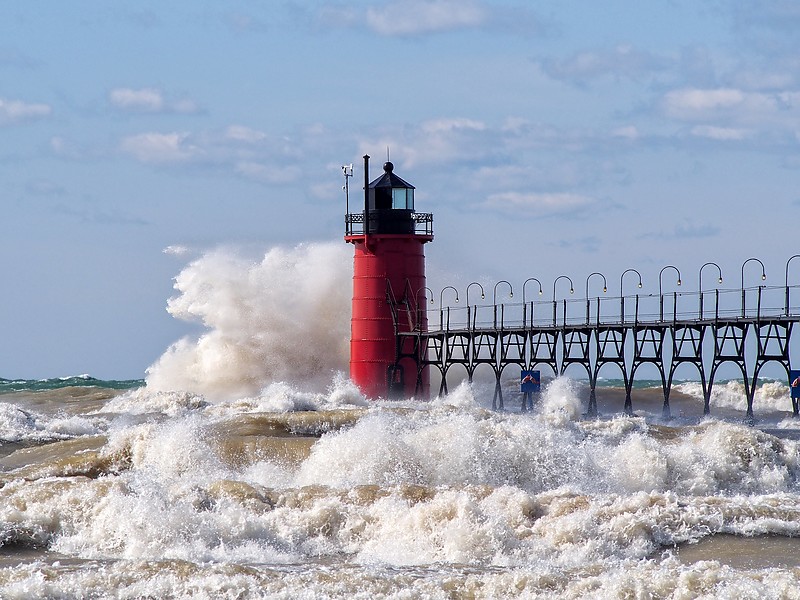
[145,242,352,400]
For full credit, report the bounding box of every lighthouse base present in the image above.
[347,233,430,400]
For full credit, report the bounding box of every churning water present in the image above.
[2,243,800,599]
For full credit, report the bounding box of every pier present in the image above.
[387,258,800,419]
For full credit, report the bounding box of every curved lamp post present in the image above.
[740,257,766,318]
[492,280,513,304]
[552,275,574,326]
[741,257,766,284]
[523,277,543,327]
[466,282,485,330]
[438,285,459,331]
[699,262,723,318]
[416,286,434,330]
[419,286,434,304]
[439,286,459,311]
[785,255,800,315]
[658,265,682,321]
[466,282,485,306]
[523,277,543,303]
[619,268,642,322]
[492,280,513,328]
[584,272,607,324]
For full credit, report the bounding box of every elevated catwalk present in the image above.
[389,270,800,419]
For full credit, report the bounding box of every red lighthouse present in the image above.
[344,155,433,399]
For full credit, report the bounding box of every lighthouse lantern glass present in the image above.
[392,188,414,210]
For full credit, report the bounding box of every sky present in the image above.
[2,0,800,380]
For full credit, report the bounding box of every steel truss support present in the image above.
[389,282,800,419]
[633,325,670,418]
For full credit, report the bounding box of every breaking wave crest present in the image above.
[144,243,352,401]
[675,380,792,413]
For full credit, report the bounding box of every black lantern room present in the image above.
[367,161,416,234]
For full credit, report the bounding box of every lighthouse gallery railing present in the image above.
[345,212,433,236]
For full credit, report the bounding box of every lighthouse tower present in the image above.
[344,155,434,399]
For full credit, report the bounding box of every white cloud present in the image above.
[317,1,539,37]
[662,87,800,135]
[421,117,486,134]
[0,97,51,124]
[732,70,795,90]
[365,0,487,36]
[235,161,302,184]
[163,245,191,256]
[119,132,199,163]
[612,125,639,140]
[484,191,594,216]
[225,125,267,143]
[663,88,747,115]
[172,98,199,113]
[361,117,491,168]
[50,136,84,159]
[641,222,720,241]
[501,117,530,133]
[115,125,308,184]
[690,125,749,140]
[309,181,338,200]
[541,45,669,82]
[109,87,198,113]
[110,87,164,111]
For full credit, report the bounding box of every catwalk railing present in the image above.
[390,280,800,419]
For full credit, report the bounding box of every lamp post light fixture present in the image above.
[439,286,459,312]
[785,255,800,315]
[438,285,459,331]
[492,280,513,329]
[552,275,574,326]
[584,272,607,324]
[522,277,543,303]
[619,268,642,323]
[419,286,434,305]
[415,286,434,330]
[492,280,514,304]
[466,282,485,330]
[740,257,766,318]
[741,257,767,285]
[658,265,682,321]
[523,277,543,327]
[466,282,485,306]
[698,262,723,319]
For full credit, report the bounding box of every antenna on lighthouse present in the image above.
[342,163,353,215]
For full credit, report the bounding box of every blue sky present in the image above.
[3,0,800,379]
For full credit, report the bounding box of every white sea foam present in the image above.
[2,385,800,598]
[537,377,583,426]
[145,242,352,401]
[215,373,368,414]
[0,402,103,443]
[0,403,38,442]
[283,392,799,498]
[101,376,365,422]
[675,379,793,413]
[430,380,480,409]
[1,557,799,600]
[99,387,209,416]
